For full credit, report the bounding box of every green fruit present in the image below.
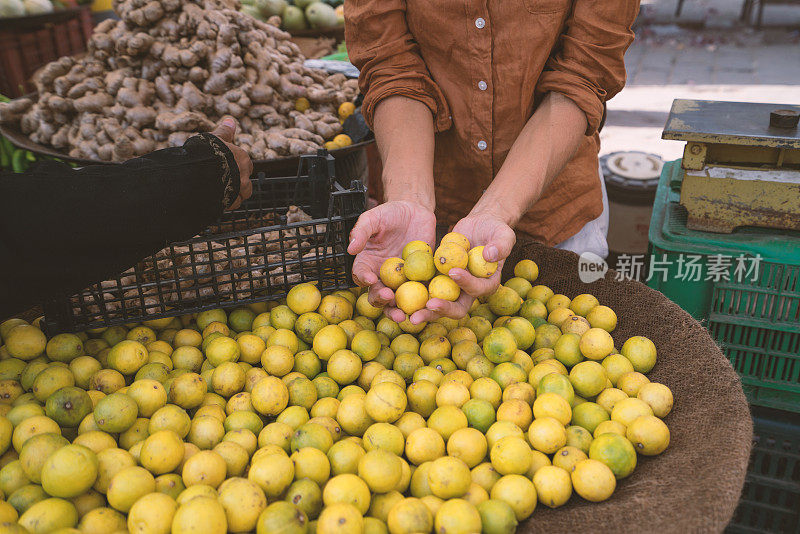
[45,387,93,428]
[256,0,287,16]
[31,366,74,403]
[282,5,307,30]
[18,498,78,533]
[305,2,338,29]
[462,399,496,434]
[41,444,98,498]
[8,484,48,515]
[589,432,637,479]
[93,393,138,433]
[241,4,265,20]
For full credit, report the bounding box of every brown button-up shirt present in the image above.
[345,0,639,245]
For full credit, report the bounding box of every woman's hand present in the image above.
[211,117,253,210]
[408,212,515,324]
[347,200,436,321]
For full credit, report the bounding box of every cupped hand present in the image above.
[409,212,515,324]
[347,200,436,321]
[211,117,253,210]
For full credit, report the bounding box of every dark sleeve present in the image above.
[0,133,240,318]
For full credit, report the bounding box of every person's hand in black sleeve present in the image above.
[201,117,254,211]
[0,117,254,318]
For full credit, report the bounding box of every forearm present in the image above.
[373,96,436,210]
[0,134,238,317]
[472,92,587,225]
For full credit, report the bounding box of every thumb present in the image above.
[484,225,516,262]
[347,210,378,255]
[212,117,237,143]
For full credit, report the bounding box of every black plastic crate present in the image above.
[43,151,366,333]
[727,406,800,533]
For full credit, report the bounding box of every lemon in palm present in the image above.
[440,232,470,250]
[429,275,460,302]
[434,243,468,275]
[403,251,436,282]
[395,281,429,315]
[402,240,432,259]
[379,257,407,290]
[467,246,498,278]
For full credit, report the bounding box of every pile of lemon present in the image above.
[380,233,500,317]
[0,246,672,534]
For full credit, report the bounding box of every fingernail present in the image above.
[223,118,236,128]
[449,271,461,281]
[485,245,498,262]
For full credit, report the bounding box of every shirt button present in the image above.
[477,140,487,151]
[475,17,485,29]
[478,80,487,91]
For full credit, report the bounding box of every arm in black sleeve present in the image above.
[0,133,240,318]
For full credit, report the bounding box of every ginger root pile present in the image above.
[0,0,358,161]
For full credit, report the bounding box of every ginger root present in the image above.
[1,0,357,162]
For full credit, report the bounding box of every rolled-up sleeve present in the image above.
[344,0,451,132]
[536,0,639,135]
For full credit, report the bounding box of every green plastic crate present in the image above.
[726,407,800,533]
[648,160,800,412]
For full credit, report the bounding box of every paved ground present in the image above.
[639,0,800,27]
[601,1,800,161]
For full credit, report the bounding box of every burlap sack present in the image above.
[508,239,752,533]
